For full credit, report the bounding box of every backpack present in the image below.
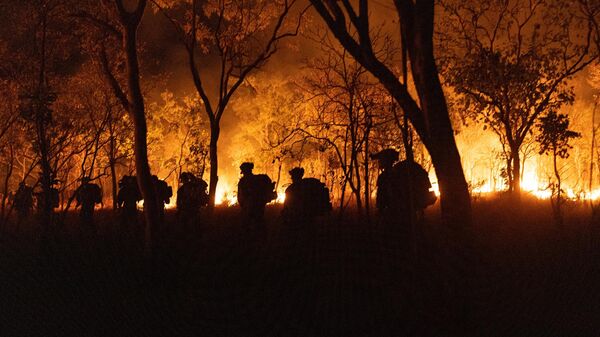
[392,161,437,210]
[252,174,277,204]
[195,179,209,207]
[91,184,102,204]
[301,178,332,215]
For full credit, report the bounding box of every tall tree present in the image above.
[151,0,305,208]
[439,0,598,195]
[308,0,471,228]
[1,0,81,231]
[91,0,160,253]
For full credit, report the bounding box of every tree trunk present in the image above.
[108,128,118,210]
[364,131,370,221]
[553,149,563,226]
[353,152,362,216]
[409,52,471,229]
[511,148,521,196]
[110,157,118,210]
[402,2,472,229]
[590,96,597,207]
[505,156,513,192]
[1,151,14,227]
[38,119,53,231]
[339,175,347,218]
[208,123,220,209]
[124,24,160,254]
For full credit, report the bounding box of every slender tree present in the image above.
[96,0,160,253]
[439,0,598,195]
[537,111,581,225]
[151,0,305,208]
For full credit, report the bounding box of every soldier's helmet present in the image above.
[118,175,128,188]
[371,149,399,168]
[289,167,305,182]
[180,172,191,184]
[240,162,254,175]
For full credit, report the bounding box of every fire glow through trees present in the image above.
[5,1,600,335]
[1,0,600,218]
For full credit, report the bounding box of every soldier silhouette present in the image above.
[372,149,400,217]
[75,177,102,233]
[393,158,437,222]
[282,167,332,225]
[153,175,173,223]
[282,167,305,223]
[281,167,331,251]
[372,148,436,231]
[176,171,208,228]
[35,178,60,214]
[237,162,276,227]
[117,175,142,235]
[14,182,33,226]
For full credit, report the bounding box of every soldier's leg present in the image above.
[80,208,90,238]
[90,209,96,235]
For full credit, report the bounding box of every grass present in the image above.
[0,198,599,336]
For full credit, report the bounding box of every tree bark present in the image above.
[0,148,14,227]
[109,157,118,210]
[121,8,160,253]
[511,149,521,196]
[208,123,220,209]
[407,17,471,229]
[363,128,370,221]
[38,113,53,231]
[107,119,118,210]
[553,148,563,226]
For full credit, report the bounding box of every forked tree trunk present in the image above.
[363,130,370,220]
[123,21,160,253]
[38,116,53,231]
[208,123,220,209]
[1,150,14,227]
[108,130,118,209]
[511,149,521,196]
[109,157,118,209]
[553,148,563,226]
[407,19,471,229]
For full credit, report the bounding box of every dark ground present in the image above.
[1,196,600,336]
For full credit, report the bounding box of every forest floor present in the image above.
[1,195,600,337]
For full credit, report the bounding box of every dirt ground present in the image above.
[1,197,599,336]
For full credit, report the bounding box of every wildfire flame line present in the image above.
[167,168,600,210]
